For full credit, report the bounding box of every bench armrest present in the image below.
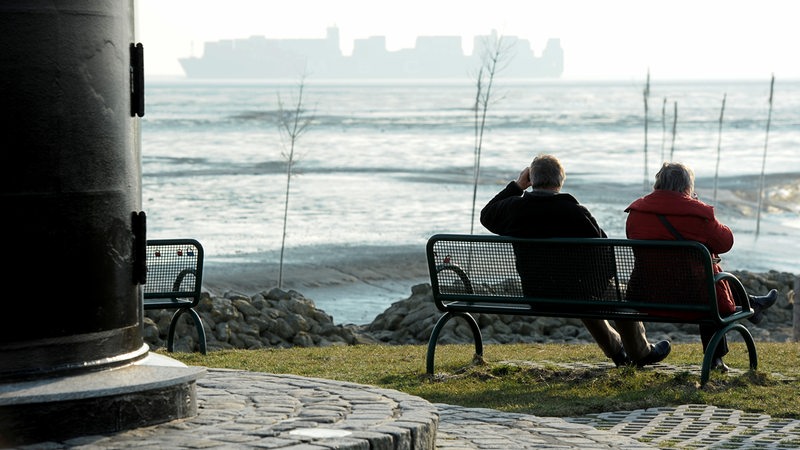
[715,271,753,325]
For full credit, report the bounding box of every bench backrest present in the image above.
[143,239,204,309]
[426,234,720,322]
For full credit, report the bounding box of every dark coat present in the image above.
[480,181,606,239]
[480,181,611,299]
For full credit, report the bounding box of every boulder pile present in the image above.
[144,270,798,353]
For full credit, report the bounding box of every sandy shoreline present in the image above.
[201,244,431,324]
[202,244,429,295]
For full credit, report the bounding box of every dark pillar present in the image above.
[0,3,204,446]
[0,2,146,377]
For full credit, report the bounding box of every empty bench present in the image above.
[425,234,759,385]
[144,238,207,354]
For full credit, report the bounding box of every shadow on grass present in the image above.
[405,360,783,417]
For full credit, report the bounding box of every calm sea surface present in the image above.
[142,78,799,322]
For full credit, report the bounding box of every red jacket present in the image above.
[625,190,736,316]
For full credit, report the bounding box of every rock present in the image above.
[143,271,798,353]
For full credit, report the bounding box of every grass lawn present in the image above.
[167,341,800,418]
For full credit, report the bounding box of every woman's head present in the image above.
[654,162,695,195]
[530,154,566,190]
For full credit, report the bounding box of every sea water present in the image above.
[142,78,799,323]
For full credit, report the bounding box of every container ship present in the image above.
[179,26,563,79]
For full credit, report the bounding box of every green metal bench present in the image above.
[143,239,207,354]
[425,234,759,385]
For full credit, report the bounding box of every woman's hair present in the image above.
[653,162,694,194]
[530,154,566,189]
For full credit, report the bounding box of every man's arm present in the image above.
[480,181,525,235]
[515,166,532,190]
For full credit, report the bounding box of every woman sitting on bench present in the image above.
[625,162,778,372]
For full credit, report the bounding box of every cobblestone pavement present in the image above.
[566,404,800,450]
[434,401,800,449]
[12,363,800,450]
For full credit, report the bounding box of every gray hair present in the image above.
[653,162,694,194]
[530,154,566,189]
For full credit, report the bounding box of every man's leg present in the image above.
[581,319,624,358]
[613,320,652,361]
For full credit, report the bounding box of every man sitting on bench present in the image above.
[480,153,671,367]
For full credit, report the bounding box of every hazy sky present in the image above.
[137,0,800,80]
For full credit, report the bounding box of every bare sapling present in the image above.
[713,93,727,205]
[276,75,315,288]
[756,74,775,238]
[669,101,678,161]
[469,32,511,234]
[643,70,650,192]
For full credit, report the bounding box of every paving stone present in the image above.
[11,365,800,449]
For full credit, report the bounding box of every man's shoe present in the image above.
[635,340,671,367]
[712,357,730,373]
[612,349,632,367]
[749,289,778,325]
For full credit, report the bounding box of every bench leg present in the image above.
[167,308,208,355]
[426,311,483,374]
[700,322,758,386]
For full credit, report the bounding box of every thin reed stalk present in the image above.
[669,101,678,161]
[756,74,775,238]
[661,97,667,162]
[471,66,484,235]
[643,70,650,192]
[713,93,727,205]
